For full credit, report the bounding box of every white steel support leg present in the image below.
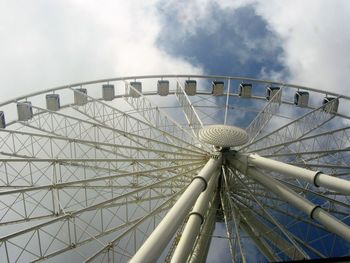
[130,155,222,263]
[246,153,350,195]
[228,153,350,242]
[188,193,218,263]
[170,166,220,263]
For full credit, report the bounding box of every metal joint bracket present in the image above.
[191,176,208,191]
[310,205,321,219]
[107,242,113,250]
[188,211,204,224]
[313,171,323,187]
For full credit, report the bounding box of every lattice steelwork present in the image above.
[174,80,203,137]
[0,75,350,263]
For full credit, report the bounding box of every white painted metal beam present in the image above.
[229,153,350,242]
[170,166,219,263]
[247,153,350,195]
[130,155,222,263]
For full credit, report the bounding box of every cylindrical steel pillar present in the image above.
[170,168,219,263]
[130,155,222,263]
[188,193,218,263]
[247,153,350,195]
[229,153,350,241]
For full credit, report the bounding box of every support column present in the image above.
[170,167,220,263]
[188,192,218,263]
[228,153,350,242]
[130,155,222,263]
[246,153,350,195]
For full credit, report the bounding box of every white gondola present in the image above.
[46,94,60,111]
[266,86,281,101]
[129,82,142,98]
[0,111,5,128]
[323,97,339,113]
[17,101,33,121]
[102,84,115,101]
[185,80,196,96]
[239,83,252,98]
[294,91,309,107]
[74,88,88,105]
[212,81,224,96]
[157,80,169,96]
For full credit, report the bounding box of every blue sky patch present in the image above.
[157,3,287,78]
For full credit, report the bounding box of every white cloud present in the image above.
[0,0,202,101]
[4,0,348,101]
[167,0,350,97]
[254,0,350,96]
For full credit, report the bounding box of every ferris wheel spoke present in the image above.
[238,204,307,260]
[232,172,350,234]
[230,198,308,261]
[0,129,204,170]
[26,106,205,157]
[239,215,281,261]
[231,195,328,258]
[288,154,350,175]
[123,82,209,151]
[233,182,347,257]
[235,191,342,257]
[226,167,309,260]
[240,99,338,154]
[229,156,350,243]
[245,88,281,144]
[174,80,203,138]
[298,153,350,169]
[0,160,203,193]
[232,187,334,257]
[0,163,203,225]
[257,127,350,171]
[232,192,328,232]
[254,126,350,157]
[274,179,350,215]
[73,103,193,155]
[1,194,176,262]
[0,168,192,262]
[0,129,123,160]
[238,189,350,219]
[220,166,247,263]
[263,148,350,158]
[84,190,181,262]
[289,163,350,170]
[0,158,202,188]
[190,94,227,124]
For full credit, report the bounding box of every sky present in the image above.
[1,0,350,262]
[1,0,350,100]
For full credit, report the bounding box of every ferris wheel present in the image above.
[0,74,349,262]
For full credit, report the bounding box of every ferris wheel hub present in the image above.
[198,125,249,147]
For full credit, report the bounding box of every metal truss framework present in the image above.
[174,80,203,137]
[0,74,349,262]
[244,88,282,144]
